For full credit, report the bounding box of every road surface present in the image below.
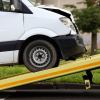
[0,89,100,100]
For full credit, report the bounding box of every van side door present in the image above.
[0,0,24,64]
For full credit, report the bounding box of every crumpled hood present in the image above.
[37,5,75,23]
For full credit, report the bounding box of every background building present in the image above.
[36,0,86,9]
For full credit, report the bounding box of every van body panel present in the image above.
[0,0,85,66]
[0,12,24,42]
[0,11,24,64]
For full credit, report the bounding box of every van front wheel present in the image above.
[23,40,59,72]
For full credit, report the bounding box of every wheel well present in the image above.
[18,35,62,64]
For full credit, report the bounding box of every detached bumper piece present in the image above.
[54,34,86,60]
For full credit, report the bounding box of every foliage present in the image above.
[85,0,100,7]
[0,57,100,84]
[73,6,100,33]
[63,4,76,9]
[72,0,100,54]
[0,66,29,79]
[85,0,96,6]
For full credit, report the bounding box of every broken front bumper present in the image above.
[53,34,86,60]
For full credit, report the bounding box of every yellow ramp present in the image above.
[0,54,100,90]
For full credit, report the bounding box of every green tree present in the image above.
[73,0,100,54]
[86,0,96,6]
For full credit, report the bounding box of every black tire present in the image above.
[23,40,59,72]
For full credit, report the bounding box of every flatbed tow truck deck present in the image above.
[0,54,100,90]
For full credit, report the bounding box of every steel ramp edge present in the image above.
[0,54,100,90]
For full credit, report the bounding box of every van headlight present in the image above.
[60,17,76,32]
[60,17,68,26]
[70,24,76,32]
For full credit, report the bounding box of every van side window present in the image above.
[2,0,11,11]
[0,0,21,12]
[11,0,22,12]
[0,0,32,14]
[0,0,3,10]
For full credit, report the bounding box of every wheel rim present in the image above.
[29,46,51,68]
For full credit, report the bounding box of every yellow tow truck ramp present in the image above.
[0,54,100,90]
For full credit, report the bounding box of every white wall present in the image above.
[81,33,100,49]
[41,0,86,9]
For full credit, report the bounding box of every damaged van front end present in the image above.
[38,6,86,59]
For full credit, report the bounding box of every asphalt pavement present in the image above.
[0,89,100,100]
[0,83,100,100]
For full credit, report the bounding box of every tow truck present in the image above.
[0,0,99,91]
[0,54,99,90]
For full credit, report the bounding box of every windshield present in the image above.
[28,0,36,6]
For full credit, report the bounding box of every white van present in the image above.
[0,0,86,72]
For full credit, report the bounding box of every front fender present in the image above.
[19,28,58,40]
